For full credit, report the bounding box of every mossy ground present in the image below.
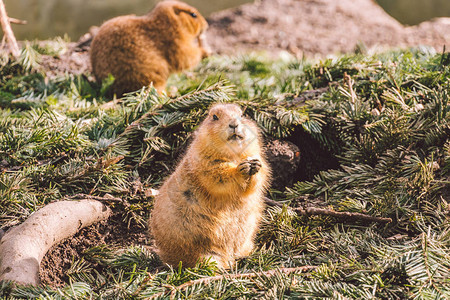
[0,43,449,299]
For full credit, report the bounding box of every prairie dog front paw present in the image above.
[198,33,212,58]
[238,158,261,176]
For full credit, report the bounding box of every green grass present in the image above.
[0,44,449,299]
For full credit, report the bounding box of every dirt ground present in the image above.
[36,0,450,287]
[39,214,154,287]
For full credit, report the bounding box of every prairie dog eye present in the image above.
[213,114,219,121]
[190,12,197,18]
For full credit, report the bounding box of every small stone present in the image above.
[144,188,160,197]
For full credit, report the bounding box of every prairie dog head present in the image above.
[197,103,261,157]
[153,1,208,37]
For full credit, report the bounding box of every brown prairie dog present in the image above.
[150,103,271,269]
[90,1,210,96]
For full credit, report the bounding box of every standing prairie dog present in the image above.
[150,103,271,268]
[90,1,211,96]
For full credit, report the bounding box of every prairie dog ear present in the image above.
[169,2,206,35]
[173,6,197,18]
[173,6,182,15]
[172,3,192,15]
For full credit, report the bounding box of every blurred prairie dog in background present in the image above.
[90,0,211,96]
[150,103,271,269]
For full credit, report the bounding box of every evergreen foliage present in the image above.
[0,44,449,299]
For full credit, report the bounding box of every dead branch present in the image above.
[294,206,392,223]
[0,0,20,58]
[264,197,285,207]
[67,193,123,202]
[264,197,392,224]
[8,17,26,25]
[0,200,111,286]
[149,266,316,299]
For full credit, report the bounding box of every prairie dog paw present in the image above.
[238,158,261,176]
[198,33,212,58]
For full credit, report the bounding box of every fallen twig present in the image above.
[264,197,285,207]
[0,0,20,58]
[264,197,392,224]
[8,17,26,25]
[294,206,392,223]
[59,156,124,185]
[2,153,69,172]
[67,193,122,202]
[149,266,316,299]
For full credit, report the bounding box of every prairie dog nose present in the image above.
[229,119,239,129]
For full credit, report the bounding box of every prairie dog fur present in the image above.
[90,0,211,95]
[150,103,270,268]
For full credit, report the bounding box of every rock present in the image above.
[206,0,450,56]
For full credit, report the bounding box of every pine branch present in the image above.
[293,206,392,224]
[264,197,392,224]
[149,266,316,299]
[106,80,235,169]
[116,80,234,140]
[417,233,444,295]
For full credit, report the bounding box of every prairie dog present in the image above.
[90,1,211,95]
[150,103,270,268]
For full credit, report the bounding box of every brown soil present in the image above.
[39,48,91,78]
[39,213,155,287]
